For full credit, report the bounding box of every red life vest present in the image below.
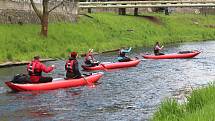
[27,62,42,76]
[65,60,75,72]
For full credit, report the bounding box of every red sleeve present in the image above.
[40,63,54,73]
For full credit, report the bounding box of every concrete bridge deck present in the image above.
[79,1,215,8]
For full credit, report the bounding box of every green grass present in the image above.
[0,13,215,62]
[152,84,215,121]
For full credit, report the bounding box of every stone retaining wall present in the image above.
[0,0,78,24]
[0,9,77,24]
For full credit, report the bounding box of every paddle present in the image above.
[80,48,120,57]
[140,58,148,61]
[82,75,95,88]
[100,63,108,71]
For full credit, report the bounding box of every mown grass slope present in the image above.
[0,13,214,62]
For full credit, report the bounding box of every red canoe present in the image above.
[142,51,200,59]
[82,59,141,71]
[5,73,103,92]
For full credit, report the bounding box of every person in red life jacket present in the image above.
[84,49,100,67]
[65,52,82,79]
[27,56,55,83]
[154,42,165,55]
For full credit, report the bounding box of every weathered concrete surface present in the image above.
[0,9,77,24]
[0,0,78,24]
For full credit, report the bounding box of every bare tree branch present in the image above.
[48,0,65,13]
[29,0,73,37]
[30,0,42,20]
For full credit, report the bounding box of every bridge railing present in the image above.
[79,1,215,8]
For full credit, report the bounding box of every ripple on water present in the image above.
[1,41,215,121]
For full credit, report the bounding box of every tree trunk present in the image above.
[119,8,126,15]
[30,0,65,37]
[88,8,92,13]
[87,0,92,13]
[41,13,49,37]
[121,8,126,15]
[118,8,122,15]
[118,0,126,15]
[40,0,49,37]
[134,8,138,16]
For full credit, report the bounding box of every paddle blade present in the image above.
[86,81,96,88]
[102,68,108,72]
[100,64,108,71]
[89,84,96,88]
[83,76,96,88]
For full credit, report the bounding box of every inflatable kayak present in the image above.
[5,73,103,92]
[82,59,141,71]
[142,50,200,59]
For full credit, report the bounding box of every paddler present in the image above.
[117,47,132,62]
[65,52,82,79]
[27,55,55,83]
[154,42,165,55]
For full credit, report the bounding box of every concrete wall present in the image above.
[0,0,78,24]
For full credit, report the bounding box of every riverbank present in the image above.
[0,13,215,63]
[0,58,55,68]
[152,84,215,121]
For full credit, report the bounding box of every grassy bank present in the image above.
[0,13,215,62]
[152,84,215,121]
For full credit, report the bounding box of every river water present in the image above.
[0,41,215,121]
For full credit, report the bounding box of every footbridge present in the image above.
[79,1,215,8]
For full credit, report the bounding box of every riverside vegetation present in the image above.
[152,84,215,121]
[0,13,214,62]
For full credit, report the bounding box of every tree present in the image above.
[30,0,66,37]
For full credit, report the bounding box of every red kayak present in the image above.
[5,73,103,92]
[82,59,141,71]
[142,50,200,59]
